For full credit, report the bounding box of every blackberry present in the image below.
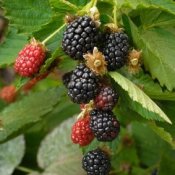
[67,63,99,104]
[62,16,99,60]
[14,39,46,77]
[71,115,94,146]
[62,71,73,88]
[90,109,120,141]
[103,31,129,71]
[82,149,111,175]
[94,86,119,110]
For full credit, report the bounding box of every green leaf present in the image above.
[0,87,64,142]
[112,144,139,172]
[123,15,175,91]
[3,0,52,33]
[42,158,85,175]
[68,0,89,6]
[58,55,78,72]
[158,101,175,138]
[159,155,175,175]
[131,122,167,167]
[110,72,171,124]
[40,48,63,73]
[28,173,41,175]
[0,135,25,175]
[119,0,175,15]
[50,0,79,12]
[139,9,175,27]
[97,1,113,23]
[23,95,79,166]
[0,28,27,67]
[119,69,175,101]
[149,123,175,149]
[131,167,150,175]
[37,117,85,174]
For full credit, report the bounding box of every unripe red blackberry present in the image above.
[67,63,99,104]
[82,149,111,175]
[94,86,119,110]
[90,109,120,141]
[103,31,129,71]
[71,115,94,146]
[0,85,16,103]
[14,39,46,77]
[62,16,99,60]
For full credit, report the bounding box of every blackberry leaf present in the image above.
[37,117,85,175]
[3,0,52,34]
[119,0,175,15]
[149,123,175,149]
[0,28,27,67]
[0,136,25,175]
[110,72,171,124]
[0,87,64,142]
[123,15,175,91]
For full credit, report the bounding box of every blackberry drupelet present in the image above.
[103,31,129,71]
[62,16,99,60]
[62,71,73,88]
[82,149,111,175]
[67,63,99,104]
[94,86,119,110]
[90,109,120,141]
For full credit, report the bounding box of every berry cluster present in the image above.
[10,8,130,175]
[62,14,130,175]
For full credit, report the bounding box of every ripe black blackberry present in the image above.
[103,31,129,71]
[67,63,99,104]
[94,86,119,110]
[62,71,73,88]
[90,109,120,141]
[82,149,111,175]
[62,16,99,60]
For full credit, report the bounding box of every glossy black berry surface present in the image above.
[62,16,99,60]
[90,109,120,141]
[62,71,73,88]
[67,63,99,104]
[103,31,129,71]
[82,149,111,175]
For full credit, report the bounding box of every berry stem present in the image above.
[92,0,98,7]
[113,3,117,26]
[113,0,118,27]
[77,109,87,119]
[42,23,66,45]
[16,166,34,173]
[60,0,79,11]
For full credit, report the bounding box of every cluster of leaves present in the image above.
[0,0,175,175]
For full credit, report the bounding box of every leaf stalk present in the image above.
[42,24,66,45]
